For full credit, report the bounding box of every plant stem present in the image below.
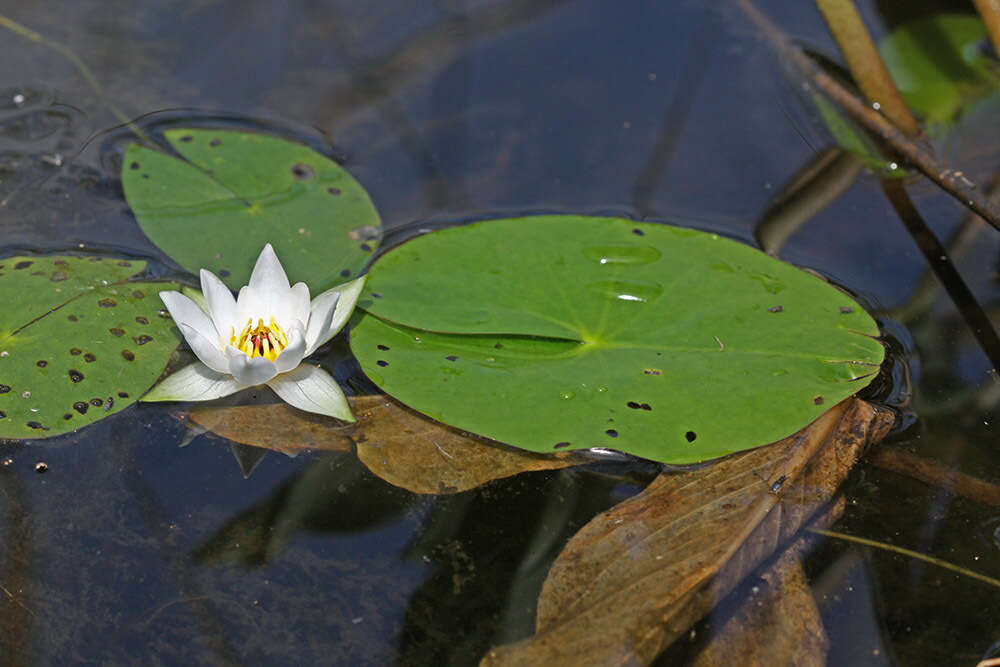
[813,0,921,137]
[733,0,1000,234]
[972,0,1000,60]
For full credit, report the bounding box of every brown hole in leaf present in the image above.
[132,289,146,299]
[371,292,382,299]
[0,385,10,394]
[50,270,67,282]
[605,429,618,438]
[69,348,82,355]
[327,187,341,195]
[68,369,84,383]
[36,360,47,368]
[290,163,314,180]
[135,316,149,325]
[641,403,652,411]
[814,396,825,405]
[98,298,117,308]
[122,350,135,361]
[377,344,390,351]
[63,413,72,420]
[768,305,783,313]
[494,342,504,349]
[116,261,132,267]
[179,134,193,142]
[14,261,32,269]
[73,401,88,414]
[685,430,697,442]
[0,410,5,418]
[89,398,103,407]
[361,243,372,252]
[340,269,351,278]
[209,138,221,147]
[554,441,571,449]
[129,161,140,170]
[627,401,641,409]
[109,328,125,337]
[643,368,662,376]
[67,314,78,322]
[26,421,46,430]
[84,353,96,363]
[632,228,644,236]
[376,360,388,367]
[839,306,854,314]
[117,391,129,398]
[133,334,153,345]
[445,355,458,362]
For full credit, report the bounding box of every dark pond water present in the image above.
[0,0,998,665]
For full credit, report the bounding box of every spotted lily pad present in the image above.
[0,255,180,439]
[350,216,885,464]
[122,129,380,291]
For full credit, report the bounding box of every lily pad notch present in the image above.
[350,216,885,464]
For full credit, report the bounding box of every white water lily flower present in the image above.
[144,244,365,421]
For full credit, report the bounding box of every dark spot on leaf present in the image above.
[768,305,783,313]
[445,355,458,362]
[554,441,571,449]
[641,403,652,411]
[67,314,78,322]
[494,342,504,349]
[0,385,10,394]
[376,360,388,367]
[839,306,854,314]
[98,298,117,308]
[89,397,103,407]
[132,289,146,299]
[219,269,230,278]
[685,431,697,442]
[116,260,132,267]
[109,328,125,337]
[133,334,153,345]
[35,360,47,368]
[643,368,662,375]
[142,173,149,179]
[129,161,140,170]
[84,353,96,363]
[377,344,390,351]
[14,261,32,269]
[63,413,72,420]
[632,228,644,236]
[209,138,221,147]
[132,317,149,327]
[68,369,84,383]
[290,163,314,180]
[340,269,351,278]
[361,243,372,252]
[627,401,641,409]
[73,401,88,414]
[371,292,382,299]
[0,410,5,418]
[814,396,824,405]
[50,270,67,282]
[122,350,135,361]
[26,421,46,430]
[605,429,618,438]
[117,391,129,398]
[69,348,81,355]
[179,134,193,142]
[327,187,341,195]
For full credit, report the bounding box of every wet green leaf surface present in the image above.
[0,255,180,439]
[122,128,380,291]
[351,216,885,463]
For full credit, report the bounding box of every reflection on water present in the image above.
[0,0,998,665]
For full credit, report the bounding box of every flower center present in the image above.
[231,317,288,362]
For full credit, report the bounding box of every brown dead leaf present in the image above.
[352,395,579,494]
[481,398,894,666]
[190,395,579,493]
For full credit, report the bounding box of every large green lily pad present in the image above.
[350,216,884,463]
[0,255,180,439]
[122,128,380,291]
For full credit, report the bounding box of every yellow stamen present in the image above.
[230,316,288,362]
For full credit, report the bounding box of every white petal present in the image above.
[267,365,354,421]
[234,285,267,327]
[304,275,367,355]
[160,291,218,341]
[142,363,245,402]
[248,243,291,308]
[284,282,311,328]
[180,286,208,312]
[225,346,279,385]
[273,322,306,374]
[200,269,237,338]
[178,323,229,373]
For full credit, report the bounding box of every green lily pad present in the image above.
[0,255,180,440]
[879,14,1000,126]
[122,128,380,291]
[349,216,884,464]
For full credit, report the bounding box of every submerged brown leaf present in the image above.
[190,395,578,492]
[352,395,579,494]
[481,398,894,666]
